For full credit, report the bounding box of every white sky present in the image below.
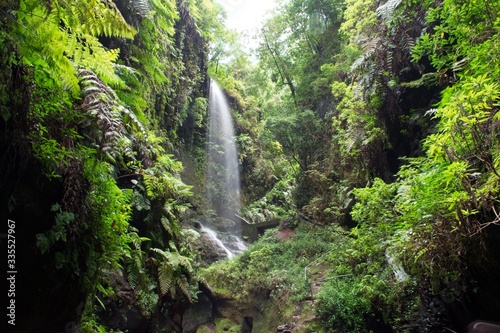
[215,0,278,32]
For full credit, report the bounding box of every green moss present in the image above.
[214,318,240,333]
[196,325,214,333]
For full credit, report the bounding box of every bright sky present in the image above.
[215,0,278,32]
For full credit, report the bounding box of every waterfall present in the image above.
[205,80,245,257]
[201,225,235,259]
[206,80,241,219]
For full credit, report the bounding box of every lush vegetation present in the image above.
[203,0,500,332]
[2,0,500,332]
[1,0,222,331]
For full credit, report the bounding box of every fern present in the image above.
[14,0,136,95]
[132,0,153,17]
[157,262,174,295]
[52,0,136,39]
[124,229,150,289]
[78,68,147,163]
[151,247,193,298]
[177,275,191,301]
[150,0,179,36]
[376,0,403,22]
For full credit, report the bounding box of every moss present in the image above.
[400,72,439,88]
[196,324,215,333]
[214,318,240,333]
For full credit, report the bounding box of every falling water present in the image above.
[206,80,241,220]
[201,225,235,259]
[205,80,245,257]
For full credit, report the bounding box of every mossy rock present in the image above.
[196,324,215,333]
[214,318,240,333]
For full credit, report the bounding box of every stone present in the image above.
[182,294,214,333]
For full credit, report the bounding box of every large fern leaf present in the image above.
[14,0,136,96]
[157,262,174,295]
[177,275,192,302]
[78,68,146,163]
[53,0,136,38]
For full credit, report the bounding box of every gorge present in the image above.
[2,0,500,332]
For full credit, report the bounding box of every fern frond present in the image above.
[178,275,191,302]
[362,37,381,56]
[78,68,145,163]
[157,262,174,295]
[14,0,135,96]
[160,216,172,234]
[150,0,179,36]
[132,0,153,16]
[376,0,403,22]
[125,250,143,288]
[54,0,136,38]
[117,105,148,139]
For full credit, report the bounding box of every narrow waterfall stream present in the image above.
[206,80,246,257]
[200,225,235,259]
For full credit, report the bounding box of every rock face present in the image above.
[190,221,232,264]
[182,294,214,333]
[184,215,248,265]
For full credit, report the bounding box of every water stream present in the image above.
[201,225,235,259]
[206,80,246,257]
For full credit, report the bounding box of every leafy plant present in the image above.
[36,204,75,256]
[13,0,135,96]
[78,67,147,164]
[151,245,194,301]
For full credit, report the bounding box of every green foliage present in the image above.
[78,67,147,164]
[351,178,397,228]
[425,75,500,166]
[8,0,500,330]
[13,0,135,96]
[266,109,324,172]
[213,318,241,333]
[187,0,225,42]
[149,0,178,36]
[317,278,375,333]
[136,287,159,318]
[412,0,500,73]
[351,158,470,288]
[331,80,388,182]
[242,175,296,223]
[84,159,133,272]
[151,245,194,300]
[340,0,378,41]
[124,228,150,290]
[202,224,343,305]
[191,97,208,128]
[36,204,75,256]
[2,0,215,331]
[81,312,108,333]
[142,154,193,201]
